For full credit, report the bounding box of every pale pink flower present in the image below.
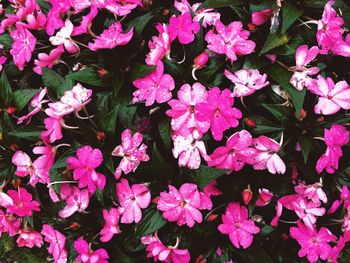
[70,0,91,13]
[255,188,273,207]
[49,19,79,54]
[224,68,269,97]
[45,102,74,119]
[93,0,142,16]
[133,61,175,106]
[66,146,106,193]
[112,129,150,179]
[292,198,326,229]
[195,87,242,141]
[205,20,255,62]
[31,140,56,185]
[12,150,35,177]
[58,186,90,218]
[199,180,222,210]
[17,88,49,124]
[290,45,319,91]
[252,8,274,26]
[166,83,210,137]
[100,208,122,242]
[33,45,64,75]
[74,237,109,263]
[290,221,336,263]
[252,135,286,174]
[116,178,151,224]
[41,117,63,143]
[146,23,172,66]
[17,229,43,248]
[60,83,92,112]
[208,130,257,172]
[168,13,200,44]
[218,202,260,249]
[294,182,327,205]
[5,187,40,217]
[0,210,20,237]
[88,22,133,51]
[10,24,36,70]
[41,224,67,263]
[157,183,203,227]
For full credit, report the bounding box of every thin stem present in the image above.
[204,203,227,221]
[82,106,98,130]
[47,181,77,188]
[192,67,198,80]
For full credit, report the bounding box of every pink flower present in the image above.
[133,61,175,106]
[294,182,327,205]
[74,237,109,263]
[252,8,274,26]
[6,187,40,217]
[93,0,141,16]
[252,135,286,174]
[72,6,98,36]
[290,45,319,91]
[60,83,92,112]
[12,150,35,177]
[332,34,350,57]
[41,117,63,143]
[17,229,43,248]
[290,221,336,263]
[171,131,209,169]
[224,69,269,97]
[58,186,90,218]
[33,46,64,75]
[292,198,326,229]
[49,19,79,54]
[208,130,257,172]
[70,0,91,13]
[88,22,133,51]
[0,211,21,237]
[255,188,273,207]
[116,178,151,224]
[17,88,49,124]
[168,13,200,44]
[166,83,210,137]
[100,208,122,242]
[205,20,255,62]
[195,87,242,141]
[199,180,222,210]
[329,186,350,214]
[31,140,56,185]
[41,224,67,263]
[66,146,106,193]
[157,183,203,227]
[146,23,172,66]
[112,129,150,179]
[10,24,36,70]
[0,55,7,72]
[218,202,260,249]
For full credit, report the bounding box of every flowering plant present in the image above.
[1,0,350,262]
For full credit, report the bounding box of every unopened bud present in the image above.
[6,106,16,114]
[242,186,253,205]
[194,52,209,69]
[244,118,256,127]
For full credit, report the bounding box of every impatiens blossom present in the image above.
[252,135,286,174]
[74,237,109,263]
[290,221,336,263]
[41,117,63,143]
[290,45,320,91]
[100,208,122,242]
[17,229,43,248]
[146,23,172,66]
[93,0,142,16]
[66,146,106,193]
[58,186,89,218]
[72,6,98,36]
[49,19,79,54]
[112,129,150,179]
[59,83,93,112]
[255,188,273,207]
[33,45,64,75]
[208,130,257,172]
[133,61,175,106]
[116,178,151,224]
[332,34,350,58]
[205,20,256,62]
[88,22,133,51]
[6,187,40,217]
[168,13,200,44]
[199,180,222,210]
[17,88,49,124]
[316,124,349,174]
[166,83,210,137]
[294,181,327,205]
[329,186,350,214]
[224,68,269,97]
[142,234,190,263]
[0,210,21,237]
[41,224,68,263]
[157,183,203,227]
[218,202,260,249]
[0,55,7,72]
[10,24,36,70]
[195,87,242,141]
[252,8,274,26]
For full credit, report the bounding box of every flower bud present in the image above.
[242,186,253,205]
[194,52,209,69]
[206,213,218,221]
[255,188,273,207]
[195,255,207,263]
[6,106,16,114]
[98,68,108,77]
[96,131,105,141]
[244,118,256,127]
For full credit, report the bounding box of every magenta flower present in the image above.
[17,229,43,248]
[0,55,7,72]
[157,183,203,227]
[88,22,133,51]
[66,146,106,193]
[41,224,68,263]
[74,237,109,263]
[199,180,222,210]
[166,83,210,137]
[60,83,93,112]
[33,45,64,75]
[290,45,319,91]
[255,188,273,207]
[49,19,79,54]
[0,210,21,237]
[290,221,336,263]
[252,8,274,26]
[146,23,172,66]
[112,129,150,179]
[252,135,286,175]
[205,20,255,62]
[224,68,269,97]
[133,61,175,106]
[72,7,98,36]
[208,130,257,172]
[31,140,56,185]
[292,198,326,230]
[195,87,242,141]
[100,208,122,242]
[6,187,40,217]
[58,186,90,218]
[168,13,200,44]
[218,202,260,249]
[10,24,36,70]
[294,182,327,205]
[41,117,63,143]
[94,0,141,16]
[329,186,350,214]
[116,178,151,224]
[332,34,350,58]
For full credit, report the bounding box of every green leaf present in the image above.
[191,165,227,189]
[261,104,292,122]
[200,0,244,8]
[101,105,119,135]
[298,135,313,163]
[0,71,12,106]
[67,67,109,87]
[0,34,13,48]
[151,143,175,179]
[8,126,42,141]
[164,59,183,76]
[249,116,284,134]
[42,68,64,97]
[118,101,136,129]
[158,119,172,151]
[244,55,269,70]
[57,78,74,97]
[281,0,303,33]
[12,89,38,112]
[95,188,105,206]
[135,209,167,238]
[127,12,154,36]
[130,64,156,81]
[260,225,275,236]
[260,33,290,55]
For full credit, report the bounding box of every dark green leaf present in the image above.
[281,1,303,33]
[57,78,74,97]
[244,56,269,70]
[158,119,172,151]
[12,89,38,112]
[42,68,64,97]
[200,0,244,8]
[249,115,284,134]
[261,104,292,122]
[101,105,119,135]
[260,33,290,55]
[67,67,109,87]
[191,165,227,189]
[127,12,154,35]
[8,126,42,141]
[135,209,167,238]
[298,135,313,163]
[164,59,183,76]
[0,34,13,48]
[0,71,12,106]
[118,101,136,129]
[131,64,156,81]
[151,143,175,179]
